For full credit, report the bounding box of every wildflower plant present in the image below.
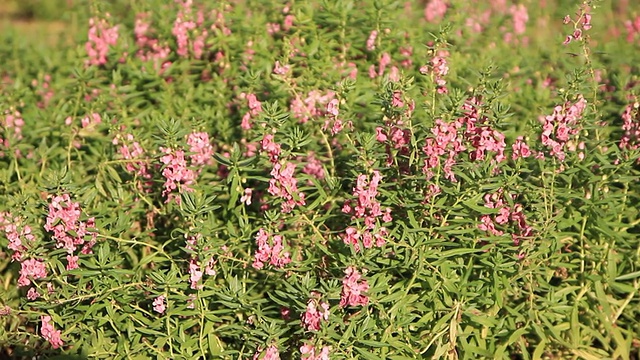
[1,0,640,359]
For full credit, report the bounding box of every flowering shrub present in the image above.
[1,0,640,358]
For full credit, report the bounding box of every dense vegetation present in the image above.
[1,0,640,358]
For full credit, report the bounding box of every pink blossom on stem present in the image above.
[85,16,119,66]
[273,61,290,75]
[187,132,214,166]
[41,315,63,349]
[539,96,587,161]
[511,136,532,160]
[621,102,640,152]
[366,30,378,51]
[424,0,448,23]
[252,228,291,270]
[44,194,97,265]
[1,213,36,262]
[27,287,39,301]
[340,266,369,307]
[301,343,331,360]
[241,93,262,130]
[290,90,335,124]
[268,161,305,213]
[301,298,330,331]
[253,345,280,360]
[153,295,166,314]
[240,188,253,205]
[160,147,197,201]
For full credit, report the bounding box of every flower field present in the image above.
[1,0,640,359]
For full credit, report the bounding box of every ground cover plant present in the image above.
[1,0,640,358]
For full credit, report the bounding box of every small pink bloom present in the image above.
[340,266,369,307]
[27,287,39,301]
[253,345,280,360]
[41,315,63,349]
[153,295,166,314]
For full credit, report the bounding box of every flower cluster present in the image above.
[172,0,207,59]
[113,133,153,188]
[86,16,119,66]
[366,30,378,51]
[422,118,465,181]
[18,258,47,288]
[1,109,24,149]
[153,295,166,314]
[80,112,102,129]
[300,343,331,360]
[185,234,216,290]
[261,133,281,163]
[375,91,415,168]
[159,147,197,202]
[511,136,532,160]
[187,132,214,167]
[252,228,291,270]
[241,93,263,130]
[424,0,448,23]
[301,296,330,331]
[32,74,54,108]
[44,194,97,271]
[253,345,280,360]
[423,97,507,181]
[41,315,63,349]
[268,161,306,213]
[420,52,449,94]
[134,12,170,66]
[620,102,640,153]
[340,266,369,307]
[463,102,507,164]
[478,189,533,245]
[540,95,587,161]
[1,212,35,262]
[369,52,399,81]
[290,90,335,124]
[624,16,640,43]
[562,7,592,45]
[342,171,392,251]
[322,99,344,135]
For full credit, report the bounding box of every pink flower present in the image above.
[366,30,378,51]
[81,113,102,128]
[44,194,97,257]
[511,136,531,160]
[340,266,369,307]
[187,132,213,166]
[253,345,280,360]
[27,287,39,301]
[66,255,79,271]
[326,99,339,117]
[153,295,166,314]
[273,61,290,75]
[241,93,262,130]
[620,102,640,151]
[301,344,331,360]
[424,0,448,23]
[160,147,197,201]
[301,298,330,331]
[261,133,282,163]
[18,258,47,287]
[252,228,291,270]
[240,188,253,205]
[268,161,305,213]
[86,17,119,66]
[41,315,63,349]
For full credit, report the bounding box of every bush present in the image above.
[1,0,640,359]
